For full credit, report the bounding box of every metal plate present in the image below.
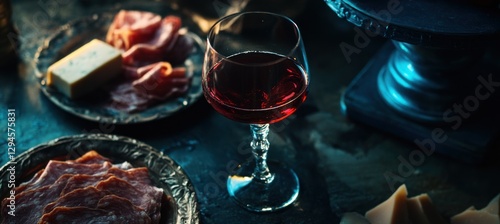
[0,134,199,224]
[33,11,205,124]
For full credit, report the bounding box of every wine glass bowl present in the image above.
[202,11,309,212]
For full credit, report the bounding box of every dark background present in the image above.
[1,0,499,223]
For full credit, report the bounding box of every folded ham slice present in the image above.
[109,62,190,112]
[132,62,190,99]
[106,10,162,51]
[122,16,182,67]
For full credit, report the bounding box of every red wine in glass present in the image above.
[203,51,308,124]
[203,11,308,212]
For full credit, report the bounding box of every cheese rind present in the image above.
[47,39,122,99]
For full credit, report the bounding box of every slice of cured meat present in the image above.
[97,195,152,223]
[132,62,190,100]
[106,10,162,51]
[1,174,73,224]
[19,161,112,193]
[108,81,151,112]
[43,186,153,224]
[39,205,151,224]
[59,174,111,196]
[60,167,151,195]
[73,150,111,164]
[43,186,108,214]
[109,63,190,112]
[163,30,195,65]
[122,16,182,67]
[96,176,163,223]
[15,151,109,194]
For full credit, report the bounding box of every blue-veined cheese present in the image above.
[47,39,122,99]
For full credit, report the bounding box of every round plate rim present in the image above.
[33,11,205,124]
[0,133,199,224]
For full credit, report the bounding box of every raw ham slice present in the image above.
[164,31,195,65]
[109,63,190,112]
[0,174,73,224]
[59,174,112,196]
[122,16,182,67]
[43,186,109,214]
[106,10,162,51]
[14,151,110,194]
[96,195,152,223]
[108,81,151,112]
[39,203,152,224]
[19,161,112,193]
[60,167,151,195]
[73,150,112,164]
[123,63,158,79]
[43,186,153,224]
[133,63,190,100]
[96,176,163,223]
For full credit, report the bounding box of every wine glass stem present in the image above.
[250,124,274,184]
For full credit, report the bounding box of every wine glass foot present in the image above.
[227,161,300,212]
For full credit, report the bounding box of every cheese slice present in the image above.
[451,206,499,224]
[451,194,500,224]
[482,194,500,215]
[365,184,410,224]
[47,39,122,99]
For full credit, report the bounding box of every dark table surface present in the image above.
[1,0,500,223]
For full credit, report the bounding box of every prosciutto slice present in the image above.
[122,16,182,67]
[106,10,162,51]
[132,62,190,99]
[16,161,112,194]
[95,176,163,223]
[1,174,73,224]
[73,150,112,164]
[109,62,190,112]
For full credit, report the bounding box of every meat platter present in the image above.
[34,9,205,124]
[0,134,199,223]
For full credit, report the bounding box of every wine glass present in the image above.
[202,11,309,212]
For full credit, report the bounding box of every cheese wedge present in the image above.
[365,184,410,224]
[47,39,122,99]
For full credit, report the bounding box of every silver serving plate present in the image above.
[0,134,199,224]
[34,11,205,124]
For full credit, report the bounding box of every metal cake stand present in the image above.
[326,0,500,163]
